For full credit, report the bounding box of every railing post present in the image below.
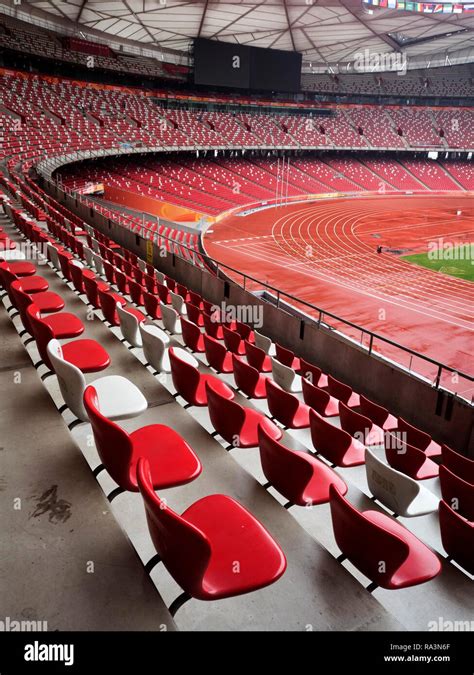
[368,333,374,356]
[434,365,442,389]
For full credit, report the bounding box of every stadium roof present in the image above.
[3,0,474,70]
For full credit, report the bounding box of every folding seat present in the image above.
[397,417,442,459]
[91,252,105,276]
[203,311,225,339]
[131,266,144,287]
[47,340,147,423]
[115,268,130,296]
[69,260,87,294]
[116,304,146,347]
[439,465,474,521]
[188,290,203,308]
[202,299,214,315]
[143,290,162,320]
[441,444,474,484]
[140,323,171,373]
[186,301,204,327]
[83,275,110,309]
[365,448,439,517]
[385,437,439,480]
[271,357,302,393]
[129,278,144,306]
[275,343,300,371]
[266,379,310,429]
[222,325,245,355]
[164,275,176,291]
[26,304,110,373]
[169,346,234,407]
[84,387,201,500]
[301,377,338,417]
[254,330,276,355]
[156,281,171,305]
[231,353,267,400]
[359,394,397,431]
[155,270,165,285]
[144,273,157,294]
[136,457,286,615]
[339,401,385,445]
[102,259,116,285]
[57,250,74,281]
[181,316,205,353]
[327,375,360,408]
[206,380,281,449]
[204,334,233,372]
[300,357,328,388]
[161,303,182,335]
[10,280,64,316]
[235,320,254,344]
[439,500,474,575]
[176,283,190,302]
[245,340,272,373]
[0,258,35,278]
[98,289,127,327]
[329,485,441,589]
[309,409,365,467]
[170,290,187,316]
[0,265,49,295]
[258,424,347,506]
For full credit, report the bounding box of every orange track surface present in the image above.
[203,193,474,397]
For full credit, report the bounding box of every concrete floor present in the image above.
[1,207,472,632]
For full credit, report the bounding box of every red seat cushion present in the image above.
[239,410,282,448]
[29,291,65,313]
[43,312,85,338]
[6,262,36,276]
[196,374,234,406]
[19,276,49,293]
[62,339,110,373]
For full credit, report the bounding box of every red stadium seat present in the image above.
[258,424,347,506]
[302,377,339,417]
[300,357,328,388]
[203,334,233,373]
[360,394,398,431]
[245,340,272,373]
[181,316,205,353]
[169,346,234,407]
[338,401,385,445]
[327,375,360,408]
[136,457,286,611]
[143,290,162,320]
[84,387,201,495]
[98,289,127,326]
[439,464,474,521]
[265,379,310,429]
[10,280,64,315]
[397,417,442,458]
[385,436,439,480]
[309,408,365,467]
[275,343,300,371]
[439,500,474,575]
[185,301,204,327]
[441,444,474,484]
[232,354,268,399]
[206,380,281,448]
[329,485,441,589]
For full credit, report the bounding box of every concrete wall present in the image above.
[44,178,474,456]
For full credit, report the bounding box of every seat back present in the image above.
[169,347,201,405]
[441,444,474,484]
[309,408,351,465]
[83,275,104,309]
[176,283,188,300]
[156,281,170,305]
[115,269,129,294]
[136,458,211,595]
[98,290,123,326]
[275,343,295,367]
[223,326,242,354]
[128,278,144,306]
[300,358,322,387]
[439,464,474,521]
[203,311,221,338]
[161,303,181,334]
[0,264,17,296]
[181,316,203,351]
[117,304,142,347]
[327,375,352,403]
[58,251,72,280]
[26,303,56,369]
[204,333,228,370]
[254,330,272,354]
[365,448,420,516]
[83,386,136,491]
[329,485,410,587]
[245,340,267,371]
[144,273,157,294]
[439,500,474,575]
[186,302,202,325]
[47,339,88,421]
[258,424,314,505]
[155,270,165,285]
[398,417,431,451]
[69,260,84,293]
[47,243,61,269]
[140,323,169,373]
[205,380,243,444]
[235,320,252,341]
[271,357,298,392]
[143,290,161,319]
[232,354,263,398]
[83,246,94,268]
[188,290,202,307]
[265,379,301,427]
[302,377,331,414]
[9,280,35,333]
[102,259,116,285]
[339,401,373,439]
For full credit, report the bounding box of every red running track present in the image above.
[203,193,474,398]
